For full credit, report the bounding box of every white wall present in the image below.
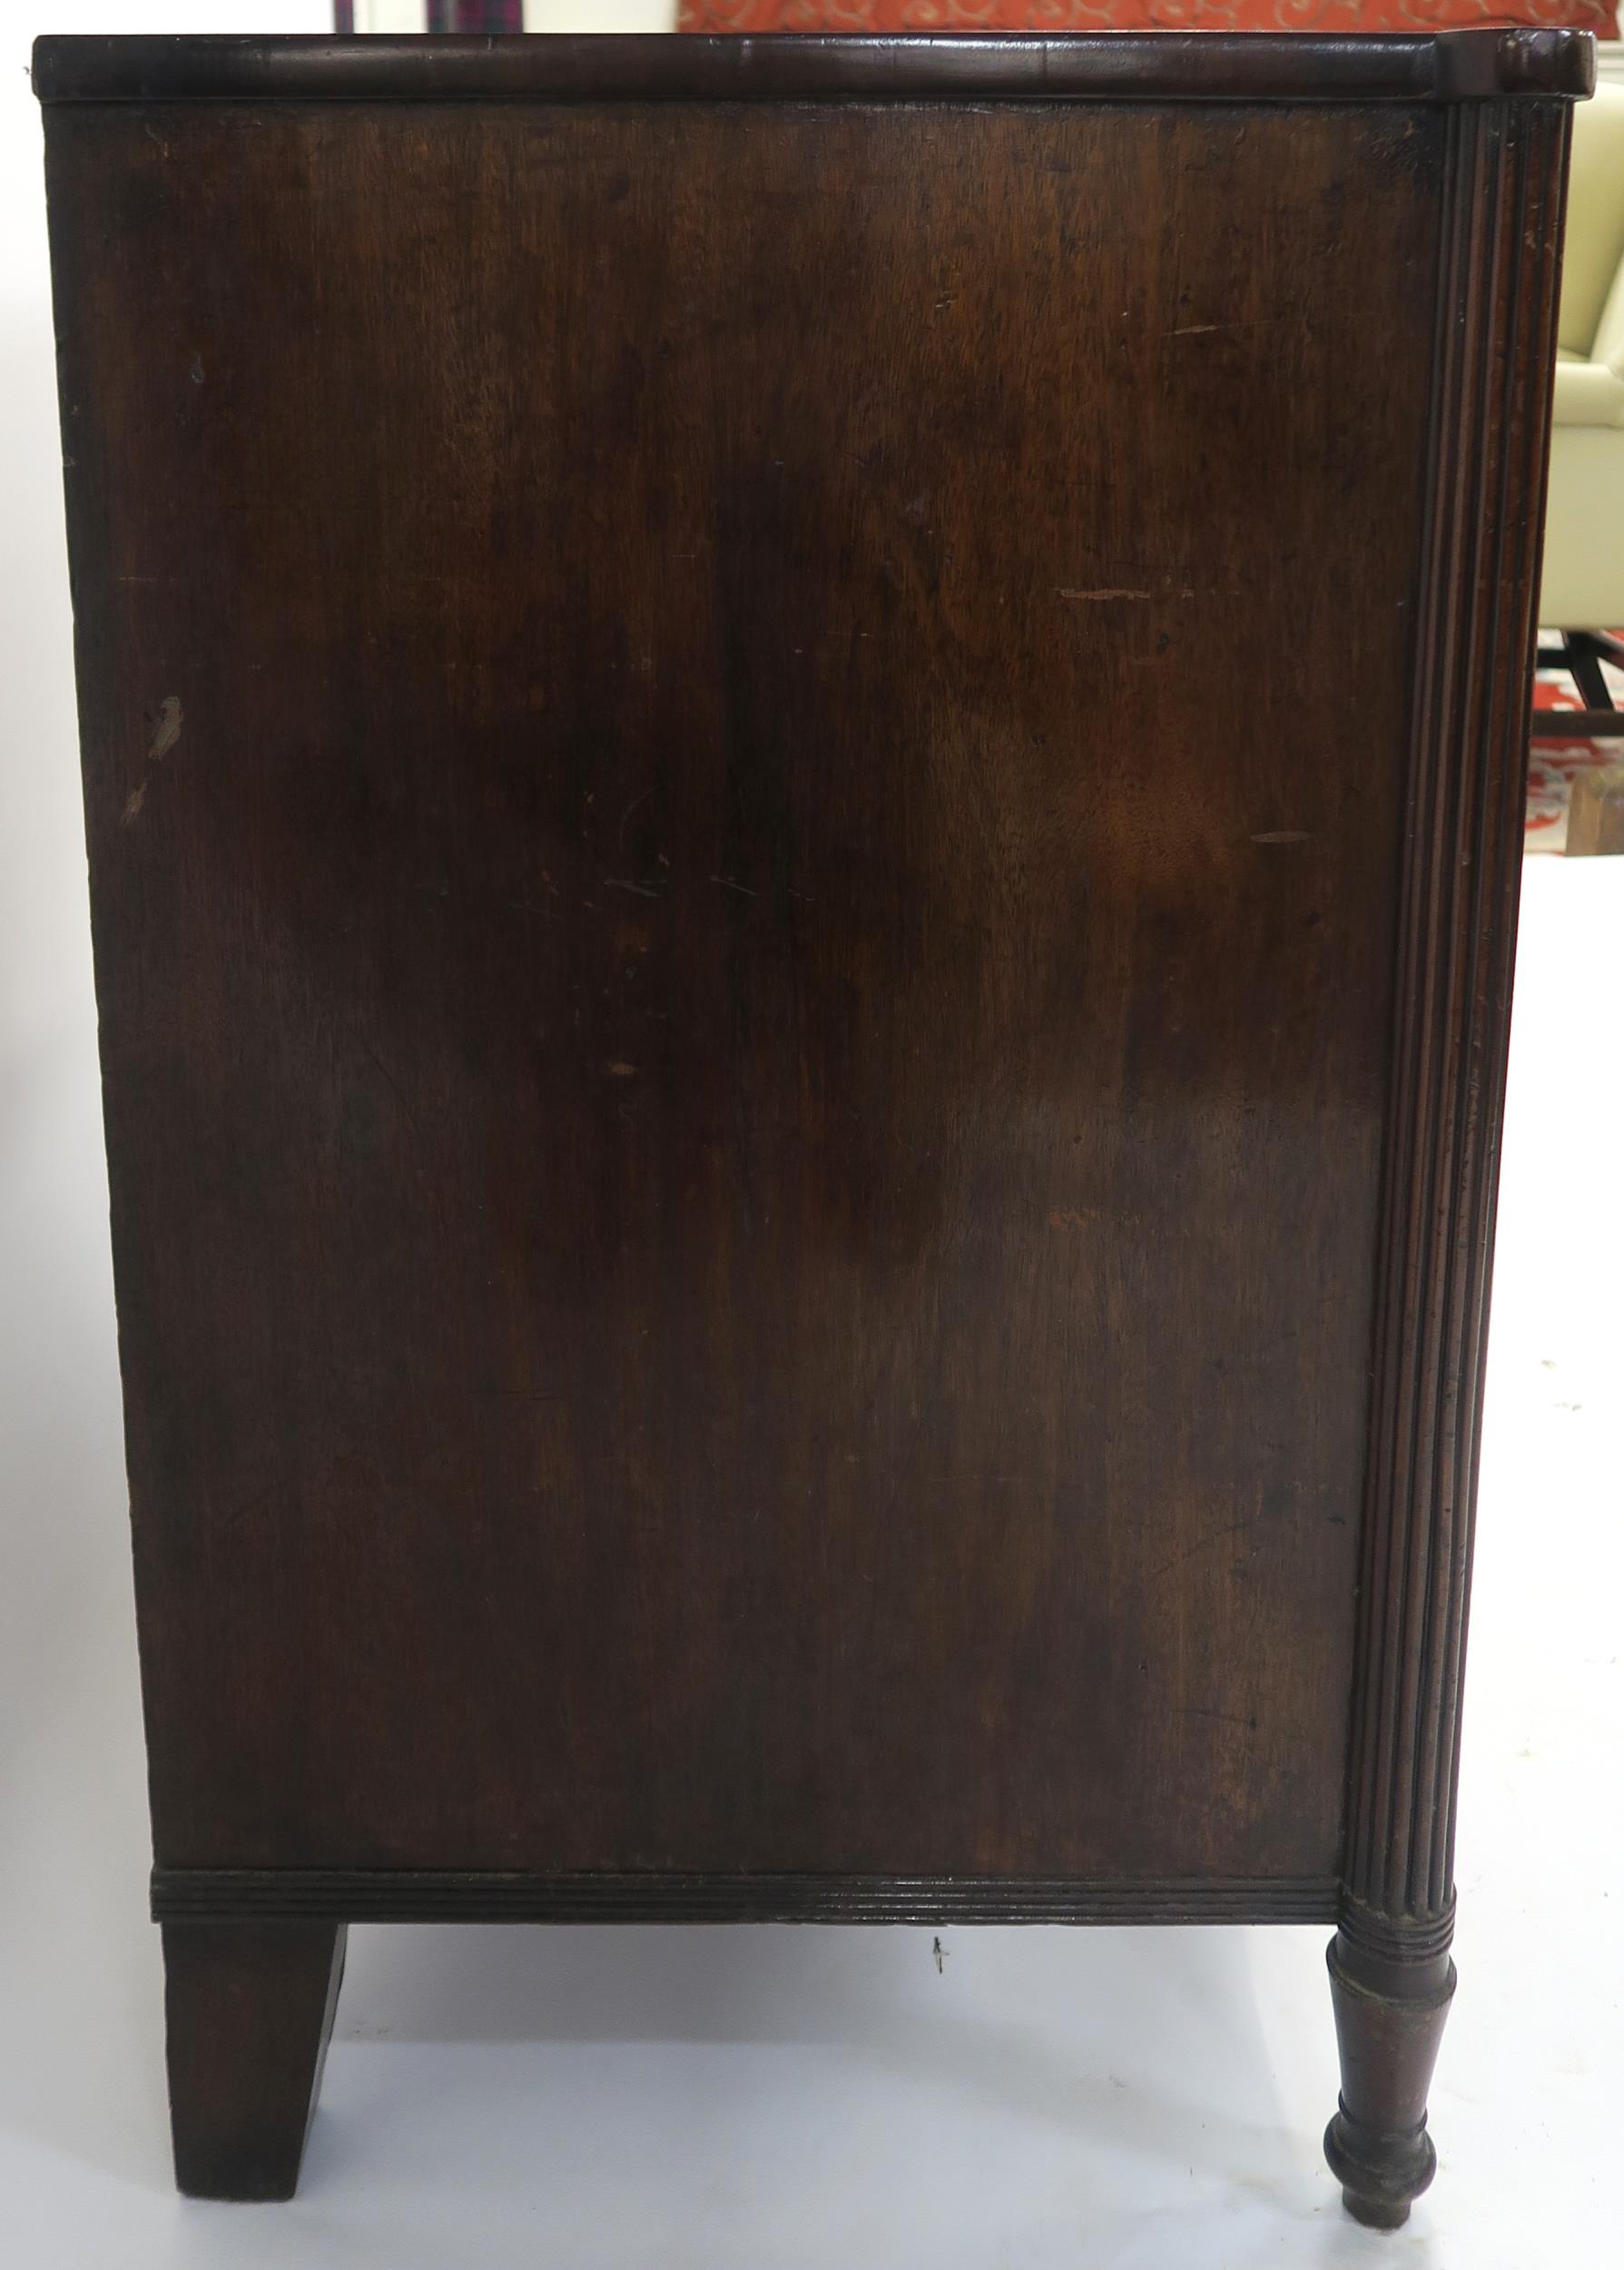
[351,4,679,26]
[524,3,676,25]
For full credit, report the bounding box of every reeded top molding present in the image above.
[33,30,1596,110]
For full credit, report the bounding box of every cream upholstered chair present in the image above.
[1537,80,1624,735]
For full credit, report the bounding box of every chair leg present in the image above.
[1565,630,1617,716]
[1530,630,1624,740]
[162,1919,348,2199]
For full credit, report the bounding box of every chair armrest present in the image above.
[1558,82,1624,355]
[1552,346,1624,428]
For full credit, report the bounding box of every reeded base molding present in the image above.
[151,1867,1338,1927]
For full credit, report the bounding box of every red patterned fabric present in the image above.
[679,3,1617,34]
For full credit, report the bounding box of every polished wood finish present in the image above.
[37,31,1581,2216]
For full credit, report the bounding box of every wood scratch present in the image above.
[362,1043,414,1124]
[1059,587,1152,603]
[1146,1515,1260,1585]
[1169,315,1302,340]
[1176,1704,1260,1732]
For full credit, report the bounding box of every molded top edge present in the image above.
[33,29,1597,109]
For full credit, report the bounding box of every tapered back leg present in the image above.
[162,1920,348,2201]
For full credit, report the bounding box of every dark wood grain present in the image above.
[50,94,1430,1889]
[37,35,1577,2208]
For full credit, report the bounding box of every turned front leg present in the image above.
[1323,1928,1455,2229]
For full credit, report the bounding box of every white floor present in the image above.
[0,856,1618,2269]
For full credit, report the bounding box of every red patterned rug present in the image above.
[677,3,1619,32]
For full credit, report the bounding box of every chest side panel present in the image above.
[47,97,1441,1877]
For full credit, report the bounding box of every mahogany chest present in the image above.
[35,27,1589,2221]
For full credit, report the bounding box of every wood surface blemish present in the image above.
[148,695,183,762]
